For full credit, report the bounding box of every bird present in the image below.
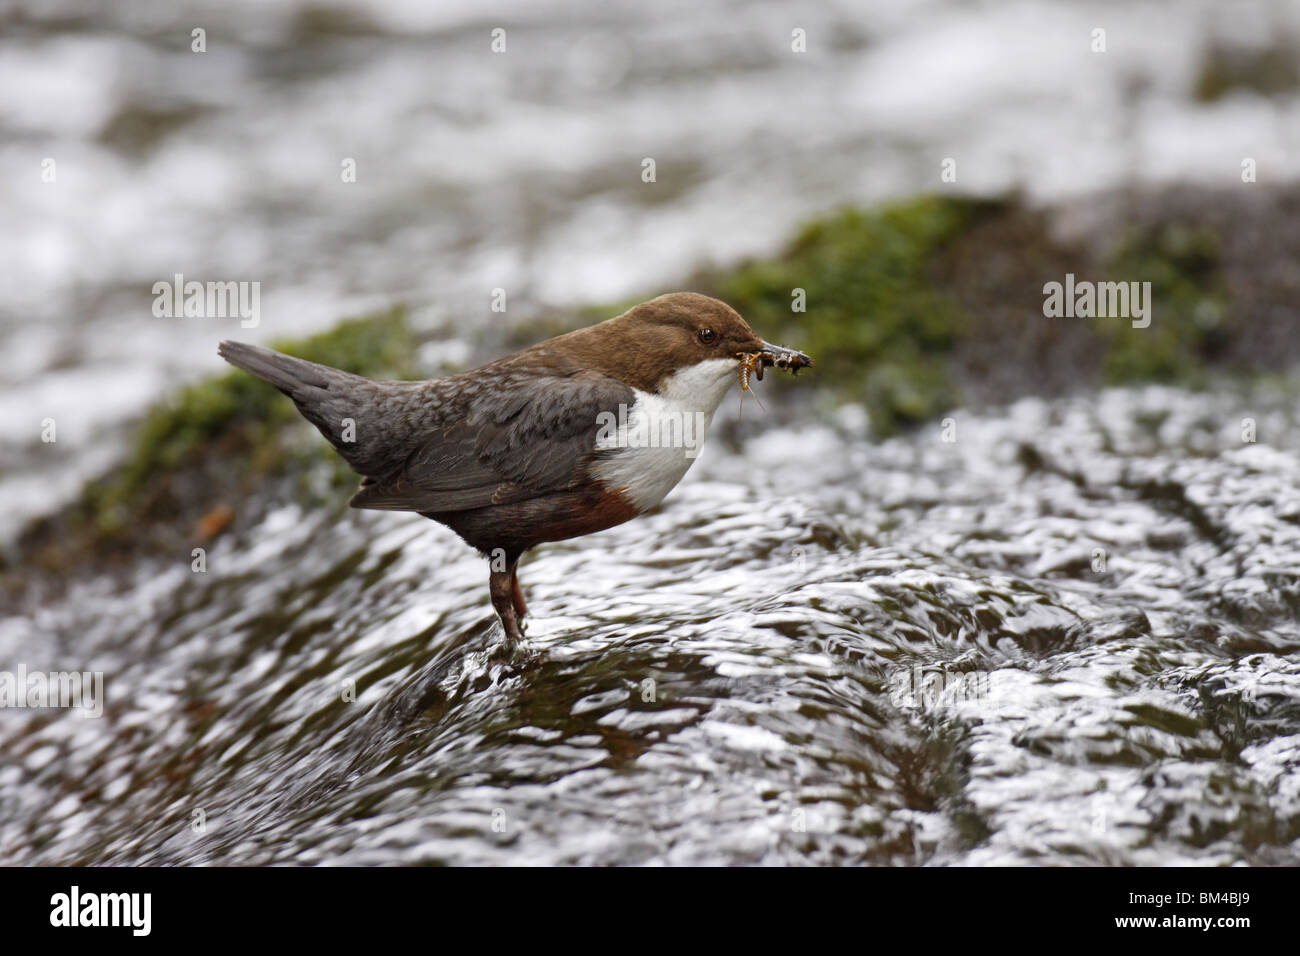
[219,292,811,645]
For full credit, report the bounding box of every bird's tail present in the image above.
[218,340,340,393]
[218,340,393,475]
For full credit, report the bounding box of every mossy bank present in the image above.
[11,308,419,584]
[8,184,1300,590]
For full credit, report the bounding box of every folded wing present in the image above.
[350,367,632,514]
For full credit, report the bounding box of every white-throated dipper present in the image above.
[219,292,811,644]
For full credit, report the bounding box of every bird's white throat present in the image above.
[656,356,741,410]
[592,357,737,511]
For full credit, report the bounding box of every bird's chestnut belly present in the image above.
[423,483,640,559]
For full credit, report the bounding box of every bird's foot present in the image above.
[489,559,532,657]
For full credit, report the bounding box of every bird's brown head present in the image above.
[554,292,811,397]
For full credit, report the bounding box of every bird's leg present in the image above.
[510,565,528,622]
[488,555,524,646]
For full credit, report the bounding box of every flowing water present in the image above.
[4,0,1300,867]
[3,382,1299,865]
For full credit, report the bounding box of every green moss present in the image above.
[717,196,1003,432]
[706,196,1235,429]
[1100,225,1227,385]
[62,307,414,545]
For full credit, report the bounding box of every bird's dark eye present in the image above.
[698,328,716,344]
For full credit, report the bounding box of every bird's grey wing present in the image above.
[349,369,633,513]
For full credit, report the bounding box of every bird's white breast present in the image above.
[592,358,737,512]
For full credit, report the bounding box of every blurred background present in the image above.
[4,0,1299,538]
[2,0,1300,866]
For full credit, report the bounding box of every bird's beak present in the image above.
[751,341,813,380]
